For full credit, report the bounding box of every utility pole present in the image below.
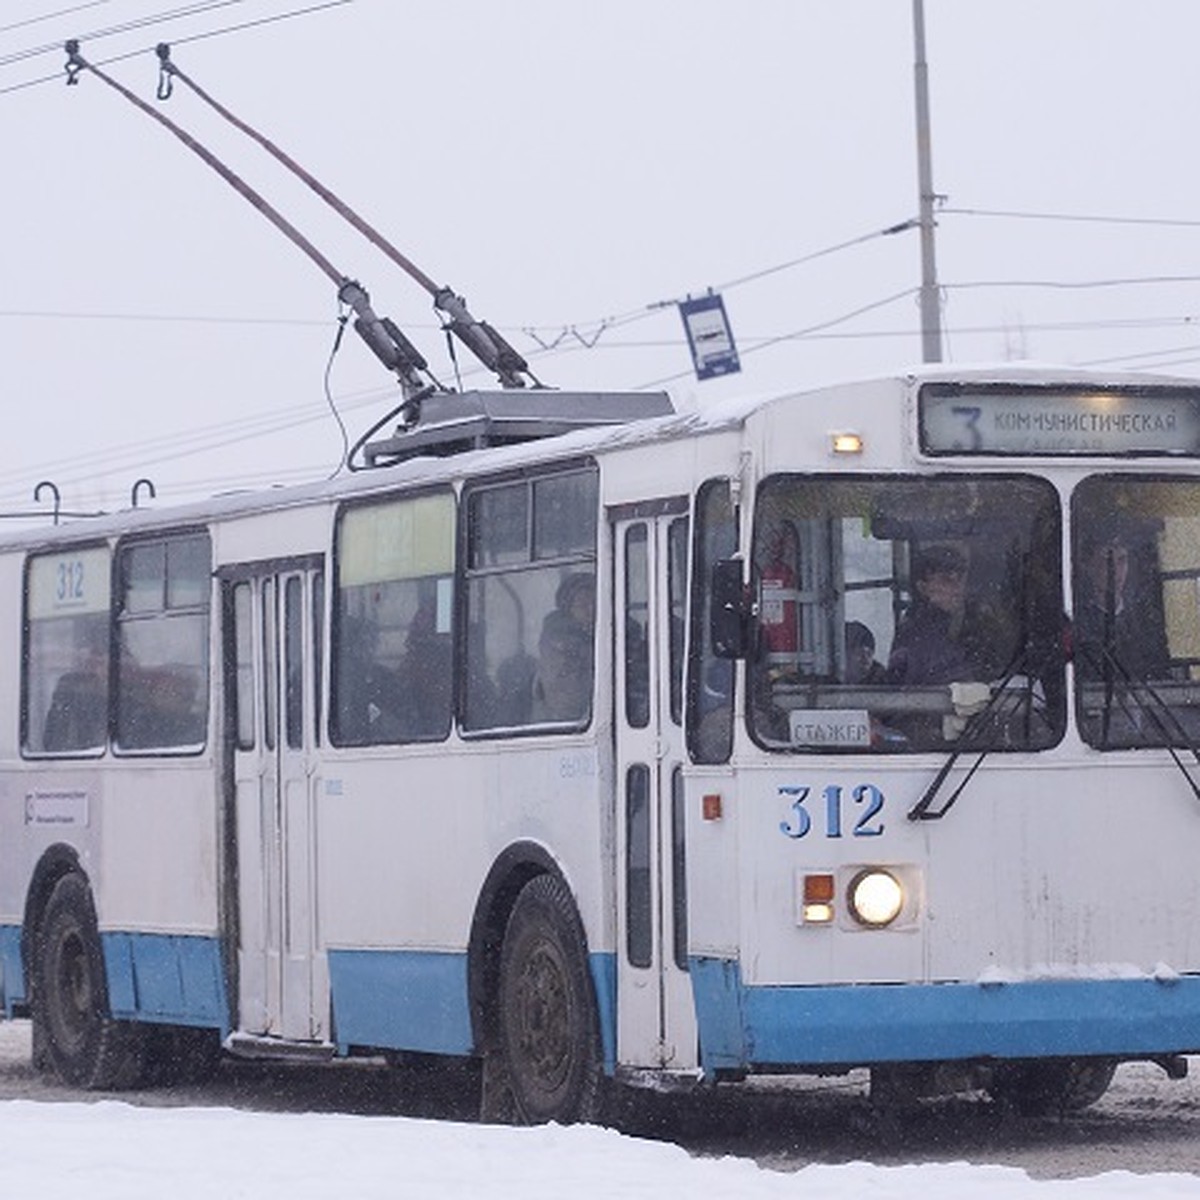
[912,0,943,362]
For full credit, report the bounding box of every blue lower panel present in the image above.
[691,958,1200,1073]
[589,952,617,1075]
[0,925,25,1016]
[329,948,618,1068]
[329,949,473,1056]
[102,932,228,1031]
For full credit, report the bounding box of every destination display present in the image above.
[919,383,1200,457]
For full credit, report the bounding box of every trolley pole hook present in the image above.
[131,478,157,508]
[63,39,84,86]
[155,43,175,101]
[34,480,61,525]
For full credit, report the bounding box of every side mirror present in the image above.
[710,558,750,659]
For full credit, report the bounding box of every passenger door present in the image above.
[612,503,697,1071]
[224,557,326,1042]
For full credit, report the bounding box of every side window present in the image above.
[332,491,455,745]
[667,517,689,727]
[312,570,324,747]
[24,545,111,756]
[232,581,255,751]
[114,532,211,753]
[624,524,650,728]
[687,479,737,764]
[463,469,598,732]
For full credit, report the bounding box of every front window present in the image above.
[1072,476,1200,749]
[748,475,1064,754]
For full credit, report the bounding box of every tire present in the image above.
[492,874,605,1125]
[33,873,146,1090]
[989,1057,1117,1116]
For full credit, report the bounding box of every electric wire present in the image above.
[941,206,1200,230]
[520,219,919,347]
[943,274,1200,294]
[0,0,351,93]
[0,2,112,36]
[0,378,392,496]
[635,286,921,389]
[323,310,351,477]
[0,0,250,67]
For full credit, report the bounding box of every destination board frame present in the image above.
[918,381,1200,458]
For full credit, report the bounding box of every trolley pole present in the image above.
[912,0,943,363]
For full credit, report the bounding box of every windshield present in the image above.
[1072,476,1200,749]
[747,474,1064,754]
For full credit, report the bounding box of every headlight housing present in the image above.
[847,868,905,928]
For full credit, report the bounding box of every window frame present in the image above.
[330,486,457,748]
[743,472,1065,756]
[460,462,600,738]
[112,527,212,758]
[21,540,113,759]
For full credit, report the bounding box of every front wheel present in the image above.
[33,873,146,1089]
[491,874,605,1124]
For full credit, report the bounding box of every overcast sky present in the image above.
[2,1,1200,517]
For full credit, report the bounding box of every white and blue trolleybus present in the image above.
[2,366,1200,1118]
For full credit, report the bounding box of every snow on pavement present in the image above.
[5,1099,1200,1199]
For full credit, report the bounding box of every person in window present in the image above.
[887,544,1010,687]
[555,572,595,637]
[396,602,452,738]
[43,640,107,752]
[530,608,592,722]
[1072,532,1171,683]
[845,621,887,685]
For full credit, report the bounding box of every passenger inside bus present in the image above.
[887,544,1008,686]
[394,602,452,738]
[844,621,886,684]
[529,573,595,723]
[43,649,107,752]
[1072,530,1172,683]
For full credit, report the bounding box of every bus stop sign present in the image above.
[679,293,741,381]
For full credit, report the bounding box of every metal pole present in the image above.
[912,0,943,362]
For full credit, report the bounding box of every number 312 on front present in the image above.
[778,784,884,839]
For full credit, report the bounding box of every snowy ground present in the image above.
[4,1021,1200,1196]
[6,1096,1200,1199]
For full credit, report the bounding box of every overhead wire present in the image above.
[635,287,921,390]
[0,0,250,66]
[9,24,1200,493]
[941,206,1200,230]
[0,2,112,36]
[0,0,352,93]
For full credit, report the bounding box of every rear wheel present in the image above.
[989,1057,1117,1115]
[491,874,605,1125]
[33,873,146,1089]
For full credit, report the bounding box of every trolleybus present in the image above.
[3,366,1200,1120]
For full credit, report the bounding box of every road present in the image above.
[2,1020,1198,1179]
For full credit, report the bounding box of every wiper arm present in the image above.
[1079,643,1200,804]
[907,648,1032,822]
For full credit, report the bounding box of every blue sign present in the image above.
[679,293,741,381]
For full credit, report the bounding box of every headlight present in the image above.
[847,868,904,928]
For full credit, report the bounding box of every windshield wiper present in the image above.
[907,646,1033,822]
[1078,642,1200,804]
